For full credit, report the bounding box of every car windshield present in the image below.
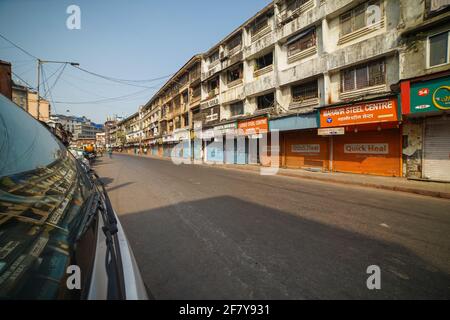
[0,94,93,299]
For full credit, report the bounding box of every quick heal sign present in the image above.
[410,76,450,113]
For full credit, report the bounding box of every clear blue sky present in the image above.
[0,0,271,123]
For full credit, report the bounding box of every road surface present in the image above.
[94,153,450,299]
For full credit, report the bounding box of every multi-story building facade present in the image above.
[0,60,12,99]
[11,82,51,122]
[118,0,449,179]
[397,0,450,181]
[11,82,28,110]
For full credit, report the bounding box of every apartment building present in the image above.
[397,0,450,181]
[119,0,449,178]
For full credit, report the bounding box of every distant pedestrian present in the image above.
[108,148,113,158]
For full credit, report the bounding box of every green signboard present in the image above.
[410,76,450,113]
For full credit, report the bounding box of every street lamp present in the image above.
[37,59,79,120]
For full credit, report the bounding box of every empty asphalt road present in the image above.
[94,153,450,299]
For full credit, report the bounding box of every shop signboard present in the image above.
[410,76,450,114]
[238,117,268,135]
[344,143,389,154]
[320,99,398,128]
[318,127,345,136]
[214,122,237,136]
[291,144,320,153]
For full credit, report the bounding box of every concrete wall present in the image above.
[27,91,50,122]
[399,2,450,79]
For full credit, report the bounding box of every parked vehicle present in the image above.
[0,94,148,300]
[69,148,91,171]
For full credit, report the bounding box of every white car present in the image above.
[0,94,148,300]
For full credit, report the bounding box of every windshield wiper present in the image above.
[91,172,126,300]
[75,191,100,241]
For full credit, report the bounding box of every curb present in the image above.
[111,153,450,200]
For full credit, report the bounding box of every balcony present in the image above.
[190,70,201,84]
[244,31,275,59]
[222,51,243,70]
[245,72,275,97]
[339,84,387,101]
[207,88,219,99]
[276,0,355,42]
[289,97,319,112]
[287,45,317,64]
[254,64,273,78]
[202,63,222,81]
[279,0,315,26]
[221,82,245,105]
[190,94,201,105]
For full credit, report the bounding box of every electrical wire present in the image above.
[11,71,35,90]
[44,64,67,97]
[72,65,173,83]
[52,87,155,105]
[0,33,38,59]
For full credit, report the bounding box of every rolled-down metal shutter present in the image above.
[423,118,450,182]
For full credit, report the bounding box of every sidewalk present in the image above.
[114,152,450,199]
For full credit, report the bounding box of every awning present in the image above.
[286,27,315,45]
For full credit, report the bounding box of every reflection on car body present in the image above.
[0,94,148,300]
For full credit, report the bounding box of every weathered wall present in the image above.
[402,120,424,178]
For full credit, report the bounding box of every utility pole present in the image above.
[36,60,80,121]
[37,59,41,120]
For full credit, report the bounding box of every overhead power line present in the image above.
[0,33,38,59]
[52,87,155,105]
[72,65,173,83]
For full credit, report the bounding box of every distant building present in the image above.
[73,119,103,141]
[0,60,12,99]
[96,132,106,148]
[11,82,28,110]
[27,90,50,122]
[10,80,51,122]
[49,114,103,142]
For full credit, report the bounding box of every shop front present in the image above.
[400,74,450,181]
[214,122,238,164]
[148,138,159,156]
[200,104,221,163]
[237,116,268,165]
[162,134,177,158]
[192,122,203,161]
[203,128,224,163]
[319,98,402,177]
[173,128,191,159]
[270,113,325,170]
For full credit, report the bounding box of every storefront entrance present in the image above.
[332,128,401,177]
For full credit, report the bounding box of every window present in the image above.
[429,31,449,67]
[292,80,318,102]
[207,77,219,96]
[227,33,242,50]
[286,0,310,11]
[340,59,385,92]
[252,15,269,35]
[182,90,189,104]
[209,50,219,63]
[255,52,273,70]
[339,1,381,36]
[287,29,316,57]
[184,112,189,126]
[257,92,275,110]
[192,85,201,99]
[230,102,244,116]
[227,64,243,83]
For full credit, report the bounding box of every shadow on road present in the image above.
[117,196,450,300]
